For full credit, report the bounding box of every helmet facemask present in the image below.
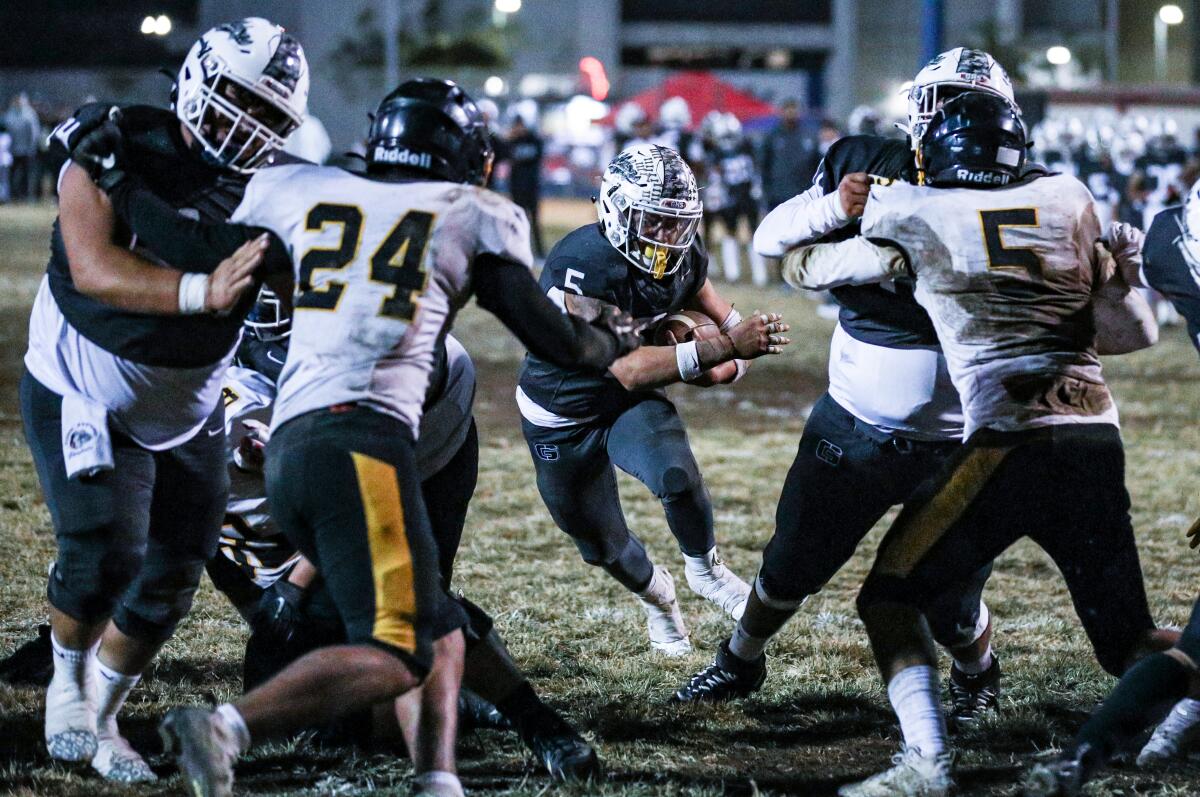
[244,286,291,342]
[618,200,701,279]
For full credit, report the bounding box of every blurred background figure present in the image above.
[702,111,766,286]
[0,118,11,203]
[615,102,655,152]
[760,98,818,213]
[503,114,546,260]
[282,114,332,165]
[5,93,41,201]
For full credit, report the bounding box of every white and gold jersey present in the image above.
[230,164,531,435]
[860,173,1116,437]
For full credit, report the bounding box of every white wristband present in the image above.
[675,339,703,381]
[719,307,743,332]
[178,273,209,315]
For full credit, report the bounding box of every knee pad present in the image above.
[658,464,701,500]
[112,560,206,644]
[856,573,912,616]
[48,538,145,624]
[928,600,988,650]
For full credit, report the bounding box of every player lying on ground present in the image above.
[783,91,1171,797]
[20,17,302,784]
[516,143,791,656]
[675,48,1014,724]
[70,77,638,797]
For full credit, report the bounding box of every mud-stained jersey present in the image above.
[860,173,1115,437]
[230,164,530,435]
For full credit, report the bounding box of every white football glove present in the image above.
[1106,221,1146,288]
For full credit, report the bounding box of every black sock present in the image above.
[496,681,547,728]
[1075,652,1191,758]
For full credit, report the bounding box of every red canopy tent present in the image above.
[602,71,780,130]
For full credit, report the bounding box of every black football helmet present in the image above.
[919,91,1026,188]
[365,78,493,185]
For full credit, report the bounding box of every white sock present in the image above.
[887,665,947,758]
[95,659,140,734]
[215,703,251,755]
[952,645,994,676]
[413,770,464,797]
[749,249,768,287]
[728,622,768,662]
[50,631,97,690]
[720,236,741,281]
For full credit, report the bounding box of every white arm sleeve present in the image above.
[752,184,850,257]
[780,237,907,291]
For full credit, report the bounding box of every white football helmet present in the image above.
[175,18,308,173]
[906,47,1016,150]
[615,102,648,136]
[1180,179,1200,270]
[596,144,702,279]
[659,96,692,131]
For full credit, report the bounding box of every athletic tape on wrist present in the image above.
[719,307,743,332]
[178,273,208,314]
[675,339,702,381]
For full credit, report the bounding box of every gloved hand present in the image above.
[591,302,643,358]
[1106,221,1146,288]
[233,419,271,473]
[47,103,118,160]
[249,579,305,645]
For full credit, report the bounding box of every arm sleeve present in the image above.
[780,237,908,290]
[752,183,849,256]
[105,174,291,276]
[474,254,620,371]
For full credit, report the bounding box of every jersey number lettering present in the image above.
[297,203,435,321]
[979,208,1041,275]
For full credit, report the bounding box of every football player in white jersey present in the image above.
[782,92,1169,796]
[146,79,637,797]
[21,18,304,783]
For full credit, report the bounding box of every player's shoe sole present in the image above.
[159,707,235,797]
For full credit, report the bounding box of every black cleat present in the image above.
[671,640,765,703]
[516,709,600,782]
[947,655,1001,727]
[458,688,512,733]
[0,624,53,687]
[1022,743,1103,797]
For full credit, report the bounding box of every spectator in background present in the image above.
[504,115,545,259]
[817,119,841,156]
[0,120,11,203]
[5,93,41,201]
[760,99,819,213]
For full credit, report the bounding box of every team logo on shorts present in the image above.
[815,439,843,467]
[534,444,560,462]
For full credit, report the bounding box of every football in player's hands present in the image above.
[654,310,737,386]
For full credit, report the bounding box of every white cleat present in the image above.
[636,566,692,656]
[838,748,954,797]
[1137,698,1200,766]
[92,724,157,782]
[45,664,98,762]
[684,548,751,620]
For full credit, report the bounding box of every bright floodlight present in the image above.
[140,15,156,34]
[1046,46,1072,65]
[495,0,522,13]
[154,14,172,35]
[484,76,506,96]
[1160,4,1184,25]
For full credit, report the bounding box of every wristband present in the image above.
[719,307,743,333]
[178,273,209,314]
[675,339,703,381]
[732,359,748,383]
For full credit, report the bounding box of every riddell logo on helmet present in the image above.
[373,146,432,169]
[954,169,1010,185]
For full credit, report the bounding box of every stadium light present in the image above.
[1156,5,1184,82]
[1160,4,1184,25]
[495,0,522,13]
[154,14,172,35]
[484,76,506,97]
[140,15,156,34]
[1046,46,1071,65]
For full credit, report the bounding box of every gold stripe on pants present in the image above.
[351,451,417,652]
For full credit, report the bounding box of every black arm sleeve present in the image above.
[473,254,620,371]
[105,174,291,276]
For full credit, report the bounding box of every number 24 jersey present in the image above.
[230,164,531,435]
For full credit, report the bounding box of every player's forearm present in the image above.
[753,184,848,257]
[780,237,906,291]
[1094,273,1159,355]
[609,335,736,390]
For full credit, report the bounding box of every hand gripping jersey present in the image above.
[516,223,708,425]
[1143,206,1200,355]
[860,173,1115,437]
[229,164,531,435]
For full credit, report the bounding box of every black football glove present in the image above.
[249,579,305,645]
[47,103,117,160]
[71,117,127,189]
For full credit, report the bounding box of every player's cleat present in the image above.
[672,640,765,703]
[44,658,98,762]
[1021,743,1102,797]
[0,624,54,687]
[515,709,601,782]
[635,566,691,656]
[159,707,239,797]
[838,748,954,797]
[946,656,1001,727]
[458,689,512,733]
[683,548,751,620]
[92,729,157,782]
[1137,698,1200,766]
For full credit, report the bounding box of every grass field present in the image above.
[1,198,1199,796]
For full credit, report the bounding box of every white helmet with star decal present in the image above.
[596,144,703,280]
[905,47,1016,151]
[175,17,309,173]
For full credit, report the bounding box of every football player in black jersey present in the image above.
[674,48,1017,721]
[21,18,303,782]
[517,144,791,656]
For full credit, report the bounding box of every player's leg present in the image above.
[718,207,742,282]
[924,562,1001,726]
[742,205,769,287]
[422,419,479,586]
[607,396,750,619]
[19,370,155,763]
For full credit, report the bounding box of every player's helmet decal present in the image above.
[216,20,254,48]
[905,46,1017,152]
[920,91,1027,188]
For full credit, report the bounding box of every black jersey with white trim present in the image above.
[518,223,708,419]
[1143,205,1200,356]
[45,105,255,368]
[812,135,940,349]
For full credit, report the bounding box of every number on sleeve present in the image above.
[979,208,1041,275]
[296,203,362,311]
[563,268,585,295]
[371,211,435,321]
